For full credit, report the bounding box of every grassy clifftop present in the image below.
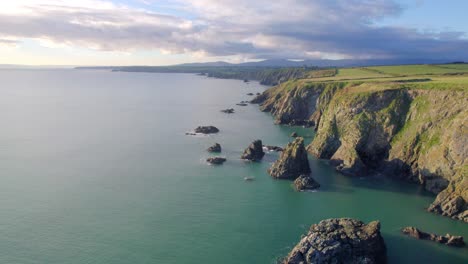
[253,64,468,222]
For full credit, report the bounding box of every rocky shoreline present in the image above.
[252,80,467,222]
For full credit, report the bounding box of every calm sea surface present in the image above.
[0,69,466,263]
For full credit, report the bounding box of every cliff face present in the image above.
[254,81,467,222]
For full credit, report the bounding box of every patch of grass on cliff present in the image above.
[391,95,430,144]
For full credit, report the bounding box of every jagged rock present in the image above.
[194,126,219,134]
[268,137,311,180]
[207,143,221,153]
[284,218,386,264]
[206,157,226,165]
[290,132,298,138]
[220,108,235,114]
[401,226,465,247]
[263,145,283,152]
[241,140,265,161]
[294,175,320,191]
[428,174,467,222]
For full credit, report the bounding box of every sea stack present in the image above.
[294,175,320,191]
[207,143,222,153]
[268,137,311,180]
[241,140,265,161]
[284,218,387,264]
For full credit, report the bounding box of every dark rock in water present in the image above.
[236,103,248,106]
[256,92,261,95]
[194,126,219,134]
[244,79,249,83]
[284,218,386,264]
[220,108,235,114]
[401,226,465,247]
[268,137,311,180]
[263,145,283,152]
[185,132,197,136]
[247,93,254,96]
[207,143,221,153]
[241,140,265,161]
[206,157,226,165]
[294,175,320,191]
[290,132,298,138]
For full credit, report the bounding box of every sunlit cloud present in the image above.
[0,0,466,63]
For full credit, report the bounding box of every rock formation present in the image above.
[241,140,265,161]
[294,175,320,191]
[290,132,298,138]
[401,226,465,247]
[284,218,387,264]
[194,126,219,134]
[268,137,311,180]
[206,157,226,165]
[207,143,221,153]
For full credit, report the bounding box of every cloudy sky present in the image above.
[0,0,467,65]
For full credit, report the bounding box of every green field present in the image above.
[302,63,468,91]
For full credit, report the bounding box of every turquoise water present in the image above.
[0,69,466,263]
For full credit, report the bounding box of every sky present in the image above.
[0,0,467,66]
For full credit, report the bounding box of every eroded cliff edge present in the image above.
[253,80,467,222]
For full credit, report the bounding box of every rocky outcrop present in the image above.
[294,175,320,191]
[206,157,226,165]
[207,143,221,153]
[428,173,467,222]
[290,132,298,138]
[195,126,219,134]
[401,226,465,247]
[257,79,467,221]
[241,140,265,161]
[284,218,386,264]
[268,137,311,180]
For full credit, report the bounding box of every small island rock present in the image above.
[194,126,219,134]
[290,132,298,137]
[268,137,311,180]
[206,157,226,165]
[401,226,465,247]
[294,175,320,191]
[207,143,221,153]
[241,140,265,161]
[284,218,387,264]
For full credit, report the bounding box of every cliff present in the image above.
[253,79,467,222]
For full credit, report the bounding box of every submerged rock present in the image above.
[263,145,283,152]
[284,218,387,264]
[206,157,226,165]
[294,175,320,191]
[241,140,265,161]
[247,93,254,96]
[236,103,248,106]
[401,227,465,247]
[290,132,298,138]
[194,126,219,134]
[207,143,221,153]
[220,108,235,114]
[268,137,311,180]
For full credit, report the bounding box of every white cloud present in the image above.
[0,0,466,61]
